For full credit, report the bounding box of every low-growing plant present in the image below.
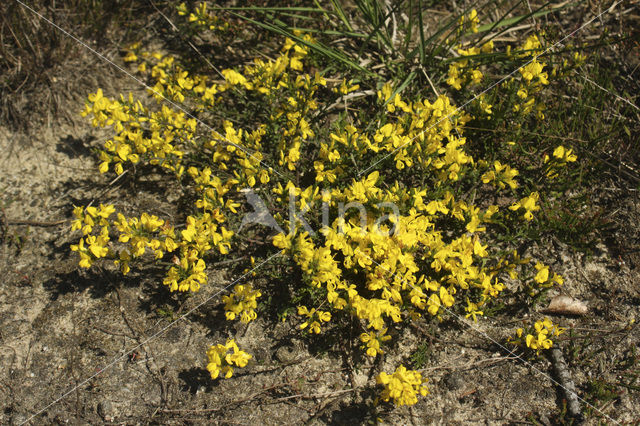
[69,2,593,407]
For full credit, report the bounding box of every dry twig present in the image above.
[550,346,584,423]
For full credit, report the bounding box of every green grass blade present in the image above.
[416,0,426,64]
[354,0,394,52]
[226,10,376,76]
[210,6,328,13]
[328,0,354,32]
[476,1,579,33]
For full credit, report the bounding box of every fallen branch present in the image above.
[6,219,66,227]
[271,387,355,403]
[549,346,583,423]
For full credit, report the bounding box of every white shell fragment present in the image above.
[541,295,588,316]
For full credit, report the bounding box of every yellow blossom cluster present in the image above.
[70,204,115,268]
[533,262,564,288]
[481,161,519,190]
[458,9,480,34]
[447,40,494,91]
[81,89,190,176]
[376,365,429,406]
[445,11,572,126]
[446,10,492,91]
[334,78,360,95]
[222,284,262,323]
[511,318,565,354]
[297,305,331,334]
[71,200,231,292]
[177,1,229,32]
[271,167,506,335]
[510,35,550,119]
[112,212,175,275]
[544,145,578,179]
[360,328,392,357]
[70,204,178,276]
[162,213,234,292]
[206,339,252,379]
[547,145,577,164]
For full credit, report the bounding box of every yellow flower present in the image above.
[509,192,540,221]
[534,262,549,284]
[222,69,246,86]
[465,299,484,322]
[552,145,577,162]
[516,318,563,354]
[427,294,440,316]
[377,365,428,406]
[468,9,479,33]
[439,286,455,307]
[206,339,252,380]
[360,328,391,357]
[273,232,293,250]
[473,239,488,257]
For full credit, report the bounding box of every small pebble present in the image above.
[275,345,298,363]
[97,400,116,421]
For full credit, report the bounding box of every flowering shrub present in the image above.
[70,4,581,407]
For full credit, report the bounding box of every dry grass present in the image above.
[0,0,159,133]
